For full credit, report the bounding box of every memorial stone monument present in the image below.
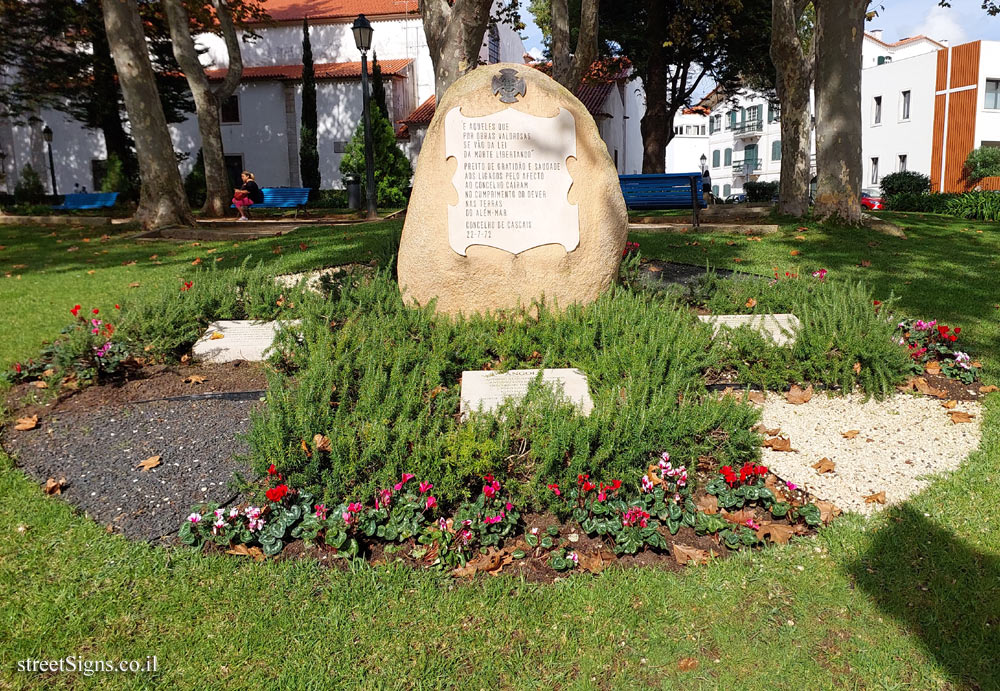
[397,63,629,315]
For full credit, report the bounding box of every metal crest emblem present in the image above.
[492,68,526,104]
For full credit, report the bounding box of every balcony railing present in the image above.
[732,120,764,138]
[731,158,762,176]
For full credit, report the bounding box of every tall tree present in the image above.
[550,0,599,91]
[770,0,815,217]
[371,52,387,116]
[299,18,320,190]
[422,0,495,101]
[813,0,868,224]
[103,0,192,229]
[162,0,245,217]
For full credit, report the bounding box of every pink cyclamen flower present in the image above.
[812,268,828,281]
[745,518,760,531]
[212,518,226,534]
[438,517,448,531]
[425,496,437,510]
[419,481,433,494]
[347,502,362,514]
[640,475,654,493]
[547,484,561,496]
[459,529,473,544]
[531,527,539,535]
[342,511,354,527]
[393,472,415,491]
[597,491,607,502]
[229,507,240,519]
[483,484,496,499]
[786,481,797,492]
[567,551,579,565]
[483,514,502,525]
[314,504,327,520]
[505,502,513,511]
[375,488,393,509]
[187,513,202,524]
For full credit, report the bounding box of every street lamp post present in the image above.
[352,14,378,221]
[42,125,57,196]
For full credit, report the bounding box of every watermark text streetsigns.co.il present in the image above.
[18,656,158,677]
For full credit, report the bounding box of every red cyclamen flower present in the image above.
[70,304,81,317]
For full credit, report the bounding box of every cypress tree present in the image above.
[299,18,321,190]
[371,52,387,116]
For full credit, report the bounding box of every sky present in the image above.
[517,0,1000,56]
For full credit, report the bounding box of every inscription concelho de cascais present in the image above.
[445,107,579,256]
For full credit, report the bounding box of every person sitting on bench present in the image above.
[233,171,263,221]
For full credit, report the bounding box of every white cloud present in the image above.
[526,46,546,62]
[908,5,968,44]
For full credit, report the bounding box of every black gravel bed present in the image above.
[4,398,259,541]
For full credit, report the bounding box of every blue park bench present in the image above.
[233,187,311,217]
[52,192,119,211]
[619,173,707,227]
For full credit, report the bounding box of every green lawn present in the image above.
[1,213,999,689]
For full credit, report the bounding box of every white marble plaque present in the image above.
[698,313,801,346]
[445,106,579,256]
[460,368,593,417]
[192,320,300,363]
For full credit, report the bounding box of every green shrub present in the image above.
[100,154,129,195]
[339,106,413,207]
[880,170,930,197]
[14,164,46,204]
[307,188,348,209]
[885,192,958,213]
[946,191,1000,222]
[248,273,760,510]
[964,146,1000,182]
[745,180,779,203]
[183,150,207,208]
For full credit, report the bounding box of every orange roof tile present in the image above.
[259,0,419,23]
[205,58,413,81]
[865,32,945,49]
[400,95,435,125]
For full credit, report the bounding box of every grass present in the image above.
[1,211,999,688]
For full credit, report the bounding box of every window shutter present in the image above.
[713,150,720,167]
[772,140,782,161]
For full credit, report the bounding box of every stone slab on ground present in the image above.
[0,215,112,226]
[5,398,256,540]
[699,313,801,346]
[192,320,299,363]
[757,392,982,515]
[627,222,780,235]
[461,368,593,417]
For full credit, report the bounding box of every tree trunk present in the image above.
[423,0,494,102]
[163,0,243,217]
[813,0,867,224]
[770,0,814,218]
[103,0,192,229]
[551,0,600,91]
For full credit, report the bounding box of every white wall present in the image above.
[975,41,1000,149]
[861,50,937,190]
[664,111,708,174]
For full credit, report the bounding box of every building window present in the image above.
[987,79,1000,110]
[873,96,882,125]
[700,125,706,135]
[487,24,500,64]
[877,55,893,65]
[768,103,780,123]
[772,140,782,161]
[712,185,719,197]
[898,154,907,172]
[709,118,716,134]
[871,157,880,185]
[220,94,240,124]
[723,184,731,197]
[727,111,736,130]
[724,148,732,166]
[91,159,108,191]
[714,114,722,132]
[712,149,720,167]
[333,141,349,154]
[901,90,911,121]
[224,154,244,189]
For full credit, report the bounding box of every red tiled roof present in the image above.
[205,58,413,81]
[400,95,435,125]
[865,32,945,49]
[259,0,419,23]
[574,81,614,118]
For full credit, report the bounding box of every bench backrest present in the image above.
[56,192,119,209]
[619,174,705,210]
[259,187,311,207]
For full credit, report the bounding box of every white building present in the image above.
[697,32,1000,198]
[663,107,710,175]
[0,0,525,194]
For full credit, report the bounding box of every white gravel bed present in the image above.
[756,392,982,515]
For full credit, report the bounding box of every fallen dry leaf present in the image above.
[980,385,998,394]
[672,544,711,566]
[191,257,202,265]
[579,549,616,574]
[756,522,807,545]
[452,547,512,578]
[14,415,38,431]
[814,501,841,524]
[864,491,887,505]
[747,391,766,405]
[44,477,67,495]
[695,494,719,515]
[860,260,872,267]
[32,380,48,389]
[942,399,957,409]
[812,458,836,474]
[763,436,795,452]
[721,508,756,526]
[899,376,946,398]
[790,249,801,256]
[853,362,862,374]
[753,424,781,436]
[300,439,312,458]
[677,657,700,672]
[128,282,141,288]
[745,297,757,308]
[948,411,975,424]
[648,265,662,272]
[794,235,806,240]
[842,430,860,439]
[136,455,161,471]
[209,332,225,340]
[786,384,813,405]
[925,361,941,375]
[184,375,206,384]
[226,544,266,561]
[313,434,332,452]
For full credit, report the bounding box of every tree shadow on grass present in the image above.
[847,505,1000,689]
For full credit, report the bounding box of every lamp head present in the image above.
[352,14,373,52]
